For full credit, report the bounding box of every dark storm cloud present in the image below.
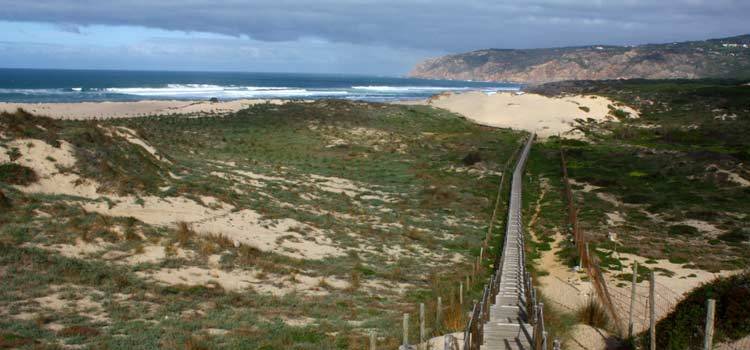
[1,0,749,51]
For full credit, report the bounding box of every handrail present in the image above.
[462,134,543,350]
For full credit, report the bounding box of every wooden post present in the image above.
[585,242,590,268]
[466,276,470,290]
[459,283,464,306]
[436,296,442,330]
[403,313,409,347]
[419,303,425,348]
[704,299,716,350]
[628,261,638,338]
[649,272,656,350]
[479,247,484,261]
[370,332,376,350]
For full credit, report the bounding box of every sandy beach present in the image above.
[401,91,639,138]
[0,99,285,119]
[3,92,638,139]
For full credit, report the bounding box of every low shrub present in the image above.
[668,224,700,236]
[0,163,37,185]
[646,272,750,349]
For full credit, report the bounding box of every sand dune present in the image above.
[402,91,639,138]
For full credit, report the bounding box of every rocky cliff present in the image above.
[409,35,750,84]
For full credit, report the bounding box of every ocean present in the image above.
[0,68,519,103]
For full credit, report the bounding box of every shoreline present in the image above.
[0,99,286,120]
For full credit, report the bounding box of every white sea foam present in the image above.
[0,83,520,101]
[105,84,349,98]
[352,85,472,92]
[0,88,74,95]
[352,85,519,93]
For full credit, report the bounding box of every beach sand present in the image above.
[400,91,639,138]
[0,99,285,119]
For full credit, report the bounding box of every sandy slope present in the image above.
[0,99,285,119]
[400,91,639,138]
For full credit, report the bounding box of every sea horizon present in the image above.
[0,67,520,103]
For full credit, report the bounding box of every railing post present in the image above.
[419,303,425,349]
[649,272,656,350]
[628,261,638,338]
[704,299,716,350]
[403,313,409,348]
[436,296,442,331]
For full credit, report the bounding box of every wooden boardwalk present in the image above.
[481,135,534,350]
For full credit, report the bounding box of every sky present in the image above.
[0,0,749,75]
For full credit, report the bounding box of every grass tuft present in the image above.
[577,297,610,330]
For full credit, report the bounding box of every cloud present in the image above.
[55,23,81,34]
[0,35,435,74]
[0,0,748,52]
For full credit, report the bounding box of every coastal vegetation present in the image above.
[0,102,524,349]
[521,78,750,347]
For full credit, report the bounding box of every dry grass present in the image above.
[58,325,100,337]
[442,302,465,331]
[176,221,195,246]
[348,269,361,291]
[577,296,610,330]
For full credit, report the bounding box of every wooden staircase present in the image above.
[480,135,534,350]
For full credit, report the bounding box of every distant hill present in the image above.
[409,35,750,84]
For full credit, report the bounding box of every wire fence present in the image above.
[605,274,681,334]
[560,147,624,335]
[559,147,689,337]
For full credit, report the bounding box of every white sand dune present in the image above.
[401,91,639,138]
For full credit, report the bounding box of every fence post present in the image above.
[419,303,425,349]
[370,332,376,350]
[403,313,409,347]
[704,299,716,350]
[584,242,590,268]
[649,272,656,350]
[460,283,464,306]
[628,261,638,338]
[436,297,442,331]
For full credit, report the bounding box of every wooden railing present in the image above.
[462,135,551,350]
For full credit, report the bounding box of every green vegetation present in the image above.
[521,79,750,345]
[0,101,524,349]
[0,163,37,185]
[527,79,750,271]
